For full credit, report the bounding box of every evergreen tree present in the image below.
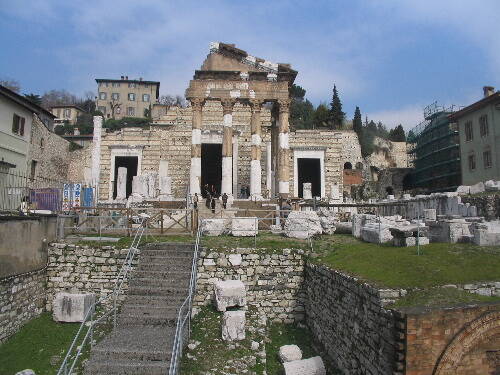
[24,93,42,106]
[329,84,345,129]
[353,106,362,135]
[389,124,406,142]
[313,103,330,128]
[289,84,314,129]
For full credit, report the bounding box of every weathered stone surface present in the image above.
[279,345,303,362]
[393,236,430,247]
[303,183,312,199]
[456,185,470,194]
[472,221,500,246]
[200,218,230,236]
[222,310,246,341]
[361,223,393,244]
[484,180,500,192]
[15,370,36,375]
[469,181,485,194]
[335,221,352,234]
[214,280,246,312]
[228,254,242,266]
[283,356,326,375]
[231,217,258,237]
[270,224,282,234]
[52,292,95,322]
[423,209,436,221]
[284,211,322,239]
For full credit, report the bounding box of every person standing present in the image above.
[206,192,211,208]
[210,196,216,213]
[193,193,199,209]
[222,193,228,209]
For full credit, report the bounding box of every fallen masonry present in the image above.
[214,280,247,312]
[283,356,326,375]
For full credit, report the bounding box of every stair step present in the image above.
[137,262,192,272]
[131,270,191,279]
[84,359,170,375]
[143,242,194,250]
[118,312,178,327]
[121,304,179,315]
[128,285,189,297]
[130,277,189,287]
[124,294,187,306]
[140,249,194,257]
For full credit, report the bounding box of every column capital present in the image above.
[278,99,291,113]
[249,99,264,113]
[189,98,205,111]
[221,99,237,115]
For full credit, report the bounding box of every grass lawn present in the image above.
[313,235,500,288]
[389,287,500,309]
[0,313,80,375]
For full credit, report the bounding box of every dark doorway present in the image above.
[201,144,222,197]
[113,156,138,199]
[297,158,321,198]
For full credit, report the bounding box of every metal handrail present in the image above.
[168,221,202,374]
[56,217,148,375]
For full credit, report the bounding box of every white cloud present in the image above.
[368,105,424,131]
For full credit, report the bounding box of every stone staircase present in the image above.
[84,242,194,375]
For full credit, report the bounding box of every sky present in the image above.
[1,0,499,130]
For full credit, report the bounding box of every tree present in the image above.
[389,124,406,142]
[353,106,362,135]
[24,93,42,106]
[313,103,330,128]
[289,84,314,129]
[290,84,306,101]
[109,99,122,119]
[329,84,345,129]
[0,78,20,93]
[41,89,78,109]
[159,95,187,108]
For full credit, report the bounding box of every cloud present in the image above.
[367,105,424,130]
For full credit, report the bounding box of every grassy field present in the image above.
[0,313,80,375]
[389,287,500,309]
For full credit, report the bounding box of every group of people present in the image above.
[192,184,228,213]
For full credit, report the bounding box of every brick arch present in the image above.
[433,310,500,375]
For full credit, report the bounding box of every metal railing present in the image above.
[169,221,202,374]
[56,217,148,375]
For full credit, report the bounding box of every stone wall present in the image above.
[28,114,71,182]
[366,137,408,170]
[45,242,134,311]
[67,145,92,184]
[304,263,399,375]
[194,248,306,322]
[0,269,46,343]
[461,193,500,220]
[403,304,500,375]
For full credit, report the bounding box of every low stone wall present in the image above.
[0,269,47,343]
[46,243,134,311]
[304,263,399,375]
[461,194,500,220]
[194,248,305,323]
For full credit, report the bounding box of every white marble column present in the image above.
[189,98,203,196]
[116,167,127,200]
[278,99,291,197]
[221,99,236,200]
[249,99,263,200]
[90,116,102,192]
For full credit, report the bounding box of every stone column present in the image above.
[249,99,263,200]
[189,98,203,196]
[90,116,102,192]
[278,99,291,198]
[221,99,236,200]
[116,167,127,200]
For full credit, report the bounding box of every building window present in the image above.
[116,106,121,114]
[127,107,135,116]
[98,106,106,114]
[128,83,136,88]
[479,115,489,137]
[100,82,109,87]
[63,108,71,118]
[128,93,135,101]
[40,138,45,149]
[468,154,476,171]
[484,150,492,168]
[30,160,37,180]
[99,92,107,100]
[12,114,25,136]
[464,121,473,141]
[112,82,120,87]
[112,93,120,100]
[143,94,150,102]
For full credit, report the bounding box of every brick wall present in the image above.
[404,304,500,375]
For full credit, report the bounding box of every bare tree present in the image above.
[41,89,79,109]
[159,94,187,109]
[0,78,21,93]
[109,99,122,119]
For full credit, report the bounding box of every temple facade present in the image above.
[68,42,407,203]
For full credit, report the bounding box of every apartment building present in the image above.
[449,86,500,185]
[95,76,160,120]
[50,105,86,125]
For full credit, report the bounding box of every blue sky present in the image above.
[1,0,499,129]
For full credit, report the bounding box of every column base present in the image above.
[249,194,264,201]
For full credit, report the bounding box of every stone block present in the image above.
[284,211,322,239]
[485,180,500,192]
[393,236,429,247]
[200,218,230,236]
[303,183,312,199]
[52,292,95,323]
[214,280,246,311]
[456,185,470,194]
[469,182,485,194]
[361,223,393,244]
[283,356,326,375]
[423,209,436,221]
[228,254,242,266]
[231,217,258,237]
[279,345,303,362]
[15,370,36,375]
[222,310,246,341]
